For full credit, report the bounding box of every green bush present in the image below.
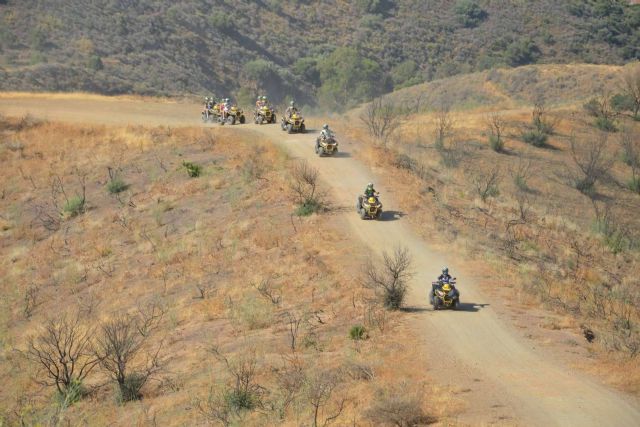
[455,0,488,28]
[56,378,86,407]
[106,177,129,194]
[489,135,504,152]
[183,161,202,178]
[87,55,103,71]
[209,11,233,33]
[521,129,547,147]
[628,176,640,194]
[349,325,368,341]
[224,388,258,411]
[62,196,85,218]
[295,199,322,216]
[504,38,540,66]
[116,373,145,403]
[611,93,635,114]
[594,116,617,132]
[575,178,596,197]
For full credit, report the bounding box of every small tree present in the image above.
[25,314,99,401]
[290,160,323,216]
[487,113,507,152]
[620,127,640,193]
[471,166,502,202]
[360,97,401,146]
[570,133,613,197]
[621,63,640,120]
[583,93,618,132]
[94,314,162,402]
[434,104,453,150]
[362,246,413,310]
[305,370,345,427]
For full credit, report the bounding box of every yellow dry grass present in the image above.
[338,81,640,395]
[0,117,456,425]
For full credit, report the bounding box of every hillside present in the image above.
[0,0,639,107]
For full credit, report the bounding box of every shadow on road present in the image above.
[456,302,490,312]
[379,210,405,221]
[334,151,351,158]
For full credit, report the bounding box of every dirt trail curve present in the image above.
[2,96,640,426]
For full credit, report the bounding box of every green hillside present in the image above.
[0,0,639,107]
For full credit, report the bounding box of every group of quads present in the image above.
[201,96,340,155]
[201,96,306,133]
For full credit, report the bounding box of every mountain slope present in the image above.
[0,0,639,104]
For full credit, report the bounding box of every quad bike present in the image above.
[430,279,460,310]
[315,135,339,156]
[356,194,382,220]
[202,105,221,123]
[281,112,306,133]
[254,106,276,124]
[219,106,246,125]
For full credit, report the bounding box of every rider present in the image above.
[220,98,231,119]
[364,182,378,198]
[285,101,298,118]
[319,124,333,141]
[261,96,269,107]
[255,96,264,109]
[438,267,453,283]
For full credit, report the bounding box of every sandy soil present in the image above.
[2,95,639,426]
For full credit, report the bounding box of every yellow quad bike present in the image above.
[201,104,221,123]
[315,135,339,156]
[281,112,306,133]
[356,194,382,220]
[430,280,460,310]
[220,106,246,125]
[254,105,276,124]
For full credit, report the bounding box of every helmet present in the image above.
[257,96,261,100]
[290,101,296,107]
[262,96,267,100]
[367,182,373,188]
[442,283,452,292]
[442,267,449,275]
[322,124,329,130]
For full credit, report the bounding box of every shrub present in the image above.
[365,386,430,426]
[62,195,85,217]
[611,93,635,114]
[594,116,617,132]
[362,247,413,310]
[116,373,146,403]
[295,199,322,217]
[489,135,504,152]
[349,325,367,341]
[183,161,201,177]
[455,0,488,28]
[521,129,547,147]
[87,55,103,71]
[225,388,258,411]
[628,177,640,194]
[209,11,233,33]
[56,378,86,407]
[107,177,129,194]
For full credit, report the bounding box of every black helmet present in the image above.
[442,267,449,275]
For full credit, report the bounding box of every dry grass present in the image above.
[0,117,453,425]
[338,67,640,393]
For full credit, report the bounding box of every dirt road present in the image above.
[2,95,639,426]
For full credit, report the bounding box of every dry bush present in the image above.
[360,97,402,146]
[362,246,413,310]
[434,104,454,150]
[620,127,640,192]
[583,92,618,132]
[510,153,534,191]
[290,160,324,216]
[532,100,559,135]
[570,132,614,197]
[305,370,345,427]
[94,314,163,402]
[270,355,306,419]
[24,313,99,399]
[199,348,266,423]
[364,384,430,427]
[470,166,502,202]
[621,64,640,120]
[486,112,507,152]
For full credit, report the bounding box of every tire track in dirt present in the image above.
[2,96,639,426]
